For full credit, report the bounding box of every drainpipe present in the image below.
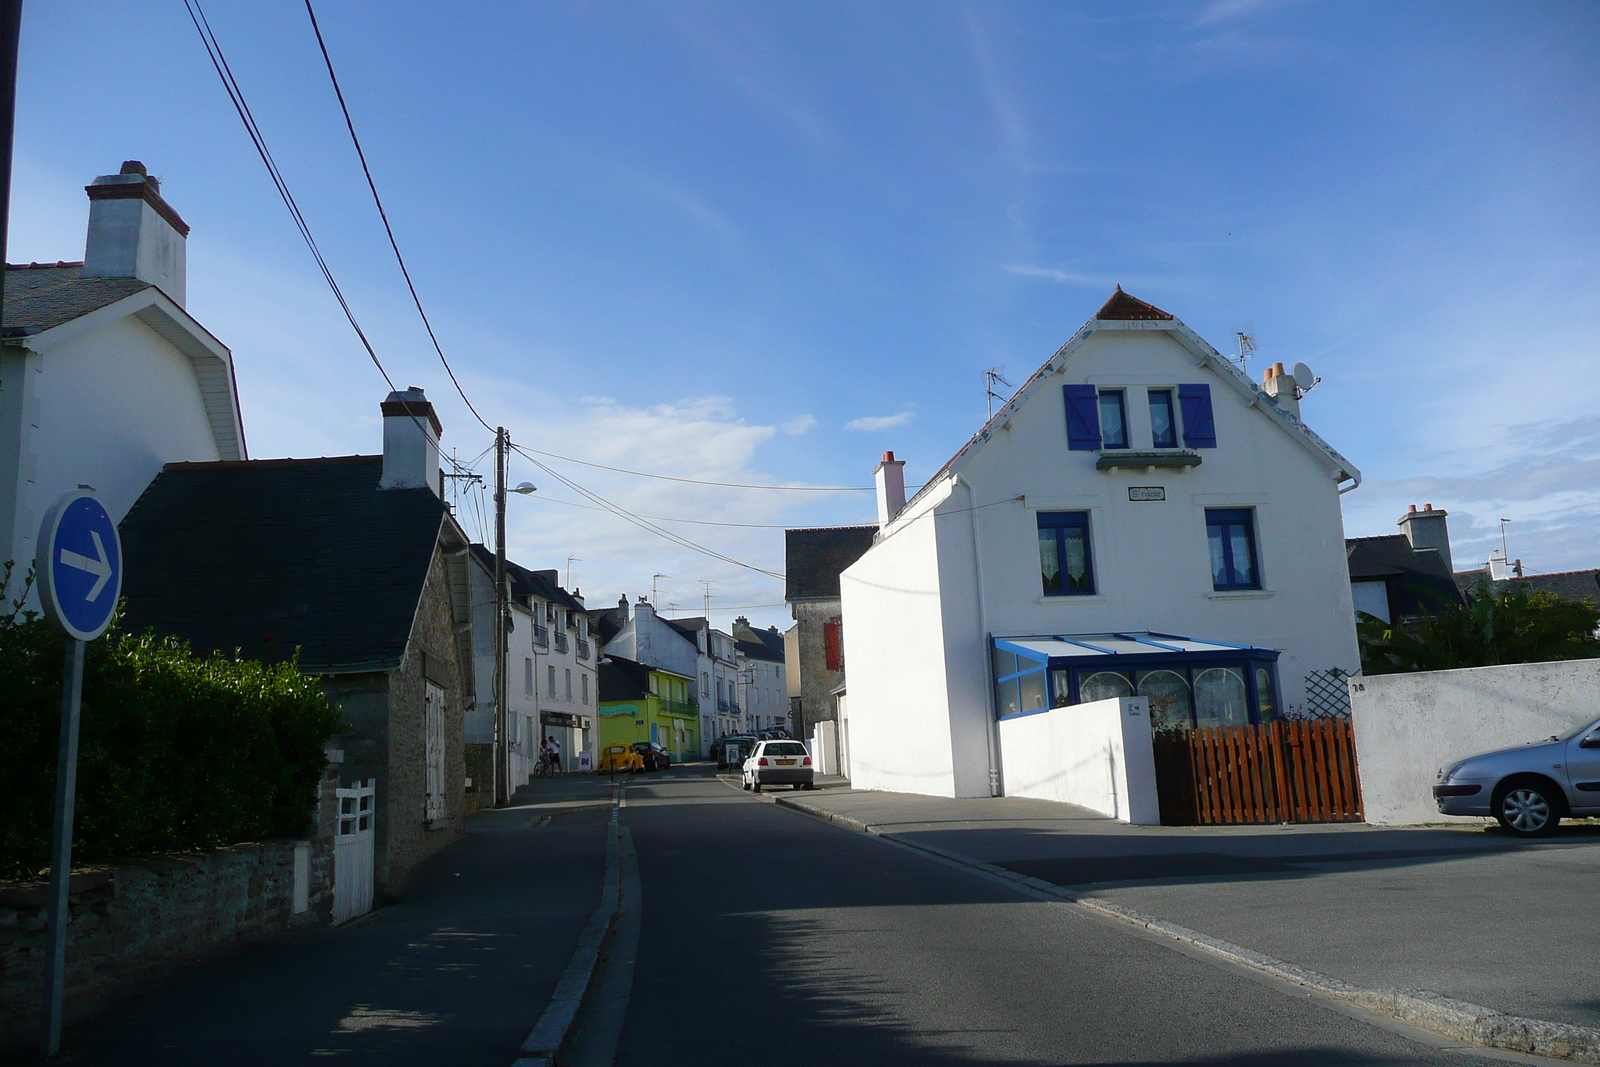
[955,474,1002,797]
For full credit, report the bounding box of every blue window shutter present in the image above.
[1178,384,1217,448]
[1062,384,1100,451]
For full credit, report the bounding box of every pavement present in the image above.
[40,773,618,1066]
[756,776,1600,1034]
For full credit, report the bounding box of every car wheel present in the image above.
[803,782,816,791]
[752,779,762,793]
[1495,782,1560,837]
[742,774,751,791]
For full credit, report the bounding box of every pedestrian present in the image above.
[545,734,561,774]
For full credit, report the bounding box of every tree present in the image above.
[1357,580,1600,675]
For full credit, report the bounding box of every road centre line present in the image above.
[738,781,1600,1066]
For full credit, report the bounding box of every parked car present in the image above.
[633,741,671,771]
[1433,714,1600,836]
[742,740,815,793]
[598,743,644,774]
[714,735,758,769]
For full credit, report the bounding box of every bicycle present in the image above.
[533,752,557,779]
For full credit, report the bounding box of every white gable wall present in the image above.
[839,480,962,795]
[2,314,222,572]
[841,321,1360,801]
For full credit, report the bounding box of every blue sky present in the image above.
[11,1,1599,629]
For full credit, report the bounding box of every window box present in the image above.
[1095,451,1202,471]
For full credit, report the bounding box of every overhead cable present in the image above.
[302,0,495,435]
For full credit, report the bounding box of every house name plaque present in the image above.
[1128,486,1166,502]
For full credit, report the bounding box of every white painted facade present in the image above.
[467,552,597,787]
[840,297,1362,799]
[1,166,244,578]
[1351,658,1600,825]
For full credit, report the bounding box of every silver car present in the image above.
[1434,714,1600,836]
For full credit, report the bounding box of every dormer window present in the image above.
[1098,390,1128,449]
[1148,389,1177,448]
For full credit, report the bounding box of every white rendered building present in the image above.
[1,162,245,580]
[839,289,1362,800]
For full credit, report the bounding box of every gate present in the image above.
[333,778,375,924]
[1153,719,1363,825]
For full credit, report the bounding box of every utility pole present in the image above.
[0,0,24,340]
[493,427,509,808]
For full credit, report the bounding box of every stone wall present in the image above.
[790,599,846,740]
[382,546,468,890]
[0,837,332,1052]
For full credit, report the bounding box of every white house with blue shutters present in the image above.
[836,288,1363,806]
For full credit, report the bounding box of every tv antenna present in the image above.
[984,366,1013,420]
[698,578,718,620]
[651,573,671,608]
[1233,328,1256,375]
[565,556,582,589]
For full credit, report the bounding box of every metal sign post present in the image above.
[34,489,122,1057]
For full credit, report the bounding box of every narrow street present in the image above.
[39,765,1577,1066]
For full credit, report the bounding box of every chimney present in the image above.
[534,569,559,586]
[1397,503,1453,574]
[1262,362,1299,419]
[616,594,630,621]
[379,387,442,495]
[1487,549,1524,581]
[80,161,190,307]
[874,451,906,526]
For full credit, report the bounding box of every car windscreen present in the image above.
[764,742,808,757]
[1557,715,1600,741]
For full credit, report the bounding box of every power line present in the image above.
[302,0,494,436]
[510,442,785,582]
[527,493,872,530]
[513,443,878,491]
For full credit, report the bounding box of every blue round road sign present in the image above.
[36,489,123,641]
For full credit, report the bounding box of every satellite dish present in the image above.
[1292,362,1316,391]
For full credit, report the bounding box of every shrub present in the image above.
[1,564,343,879]
[1358,580,1600,675]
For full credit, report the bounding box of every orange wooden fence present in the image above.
[1152,718,1363,825]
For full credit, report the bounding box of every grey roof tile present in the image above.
[4,263,152,334]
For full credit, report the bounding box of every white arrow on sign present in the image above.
[59,530,113,603]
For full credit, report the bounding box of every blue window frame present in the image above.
[1098,390,1128,449]
[1148,389,1177,448]
[992,644,1049,719]
[1206,508,1260,590]
[1038,511,1095,595]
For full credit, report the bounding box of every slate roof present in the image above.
[784,526,878,601]
[1345,534,1464,615]
[598,654,654,702]
[1453,567,1600,604]
[3,262,152,335]
[735,638,782,663]
[119,455,451,673]
[467,544,586,614]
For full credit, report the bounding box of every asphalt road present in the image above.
[609,768,1550,1067]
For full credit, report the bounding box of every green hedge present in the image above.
[1,568,343,879]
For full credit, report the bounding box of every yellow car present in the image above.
[597,743,644,774]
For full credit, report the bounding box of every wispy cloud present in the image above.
[782,415,817,435]
[1196,0,1276,26]
[1002,264,1114,286]
[847,411,916,432]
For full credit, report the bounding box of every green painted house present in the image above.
[597,655,699,762]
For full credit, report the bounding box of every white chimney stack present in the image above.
[379,387,442,495]
[1262,362,1299,419]
[80,161,189,307]
[875,450,906,526]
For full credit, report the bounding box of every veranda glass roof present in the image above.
[994,631,1278,665]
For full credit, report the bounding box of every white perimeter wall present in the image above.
[1351,658,1600,825]
[997,697,1160,824]
[839,483,960,796]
